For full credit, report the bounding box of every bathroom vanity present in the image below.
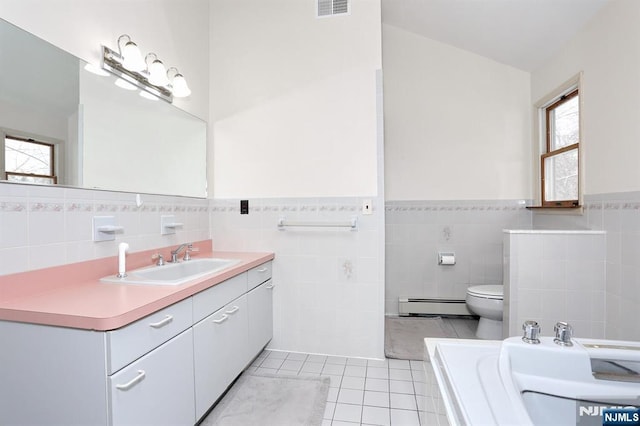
[0,249,274,426]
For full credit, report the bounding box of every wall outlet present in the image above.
[240,200,249,214]
[362,199,373,215]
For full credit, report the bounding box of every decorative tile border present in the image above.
[210,199,367,214]
[384,199,530,212]
[29,202,63,212]
[0,202,27,212]
[584,201,640,211]
[66,203,93,213]
[0,199,209,215]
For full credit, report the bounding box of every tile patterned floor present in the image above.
[243,318,477,425]
[247,350,427,426]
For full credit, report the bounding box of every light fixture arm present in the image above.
[117,34,133,56]
[166,66,180,80]
[145,52,159,66]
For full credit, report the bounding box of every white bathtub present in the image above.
[426,335,640,425]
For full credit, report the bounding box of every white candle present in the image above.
[118,242,129,277]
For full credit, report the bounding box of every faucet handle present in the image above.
[183,244,198,261]
[151,253,165,266]
[522,320,541,344]
[182,244,196,260]
[554,321,573,346]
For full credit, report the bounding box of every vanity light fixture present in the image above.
[102,35,192,103]
[167,67,191,98]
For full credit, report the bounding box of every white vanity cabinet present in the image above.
[109,329,195,426]
[193,295,249,419]
[248,279,274,356]
[0,259,273,426]
[0,298,195,426]
[192,261,273,420]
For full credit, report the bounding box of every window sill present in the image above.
[526,205,583,215]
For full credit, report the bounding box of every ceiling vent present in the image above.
[317,0,349,17]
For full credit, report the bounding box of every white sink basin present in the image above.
[101,258,241,286]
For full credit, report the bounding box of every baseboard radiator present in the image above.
[398,298,472,316]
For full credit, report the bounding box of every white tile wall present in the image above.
[532,192,640,341]
[503,230,606,339]
[0,182,210,275]
[210,197,385,359]
[385,200,531,315]
[583,193,640,341]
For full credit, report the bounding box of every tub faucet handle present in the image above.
[554,321,573,346]
[522,320,541,344]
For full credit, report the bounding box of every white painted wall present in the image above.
[0,0,209,121]
[531,0,640,195]
[210,0,381,198]
[383,24,532,201]
[208,0,385,358]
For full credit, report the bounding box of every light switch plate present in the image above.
[362,199,373,215]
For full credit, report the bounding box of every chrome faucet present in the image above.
[170,243,192,263]
[554,321,573,346]
[522,320,541,344]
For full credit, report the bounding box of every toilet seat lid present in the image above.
[467,285,503,300]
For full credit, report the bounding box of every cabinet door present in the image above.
[248,279,274,356]
[109,329,195,426]
[193,295,248,420]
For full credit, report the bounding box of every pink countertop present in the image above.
[0,240,274,331]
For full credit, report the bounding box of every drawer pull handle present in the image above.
[116,370,146,391]
[225,306,240,315]
[213,314,229,324]
[266,283,275,290]
[257,267,268,273]
[149,315,173,329]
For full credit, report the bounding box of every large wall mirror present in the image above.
[0,18,207,198]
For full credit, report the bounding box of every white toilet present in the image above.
[465,285,504,340]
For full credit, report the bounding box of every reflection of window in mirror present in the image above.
[3,135,57,184]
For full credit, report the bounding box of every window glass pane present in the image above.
[544,148,578,201]
[5,137,53,176]
[6,174,56,184]
[550,95,579,151]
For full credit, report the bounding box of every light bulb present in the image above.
[148,59,169,86]
[121,41,146,72]
[171,73,191,98]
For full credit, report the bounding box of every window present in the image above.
[541,88,579,207]
[4,135,57,184]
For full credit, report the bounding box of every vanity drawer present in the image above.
[193,272,247,323]
[248,261,272,291]
[106,297,193,375]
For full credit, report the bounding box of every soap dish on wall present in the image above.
[160,215,183,235]
[93,216,124,242]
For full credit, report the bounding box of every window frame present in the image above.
[540,88,580,207]
[4,134,58,184]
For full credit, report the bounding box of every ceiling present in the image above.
[381,0,612,72]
